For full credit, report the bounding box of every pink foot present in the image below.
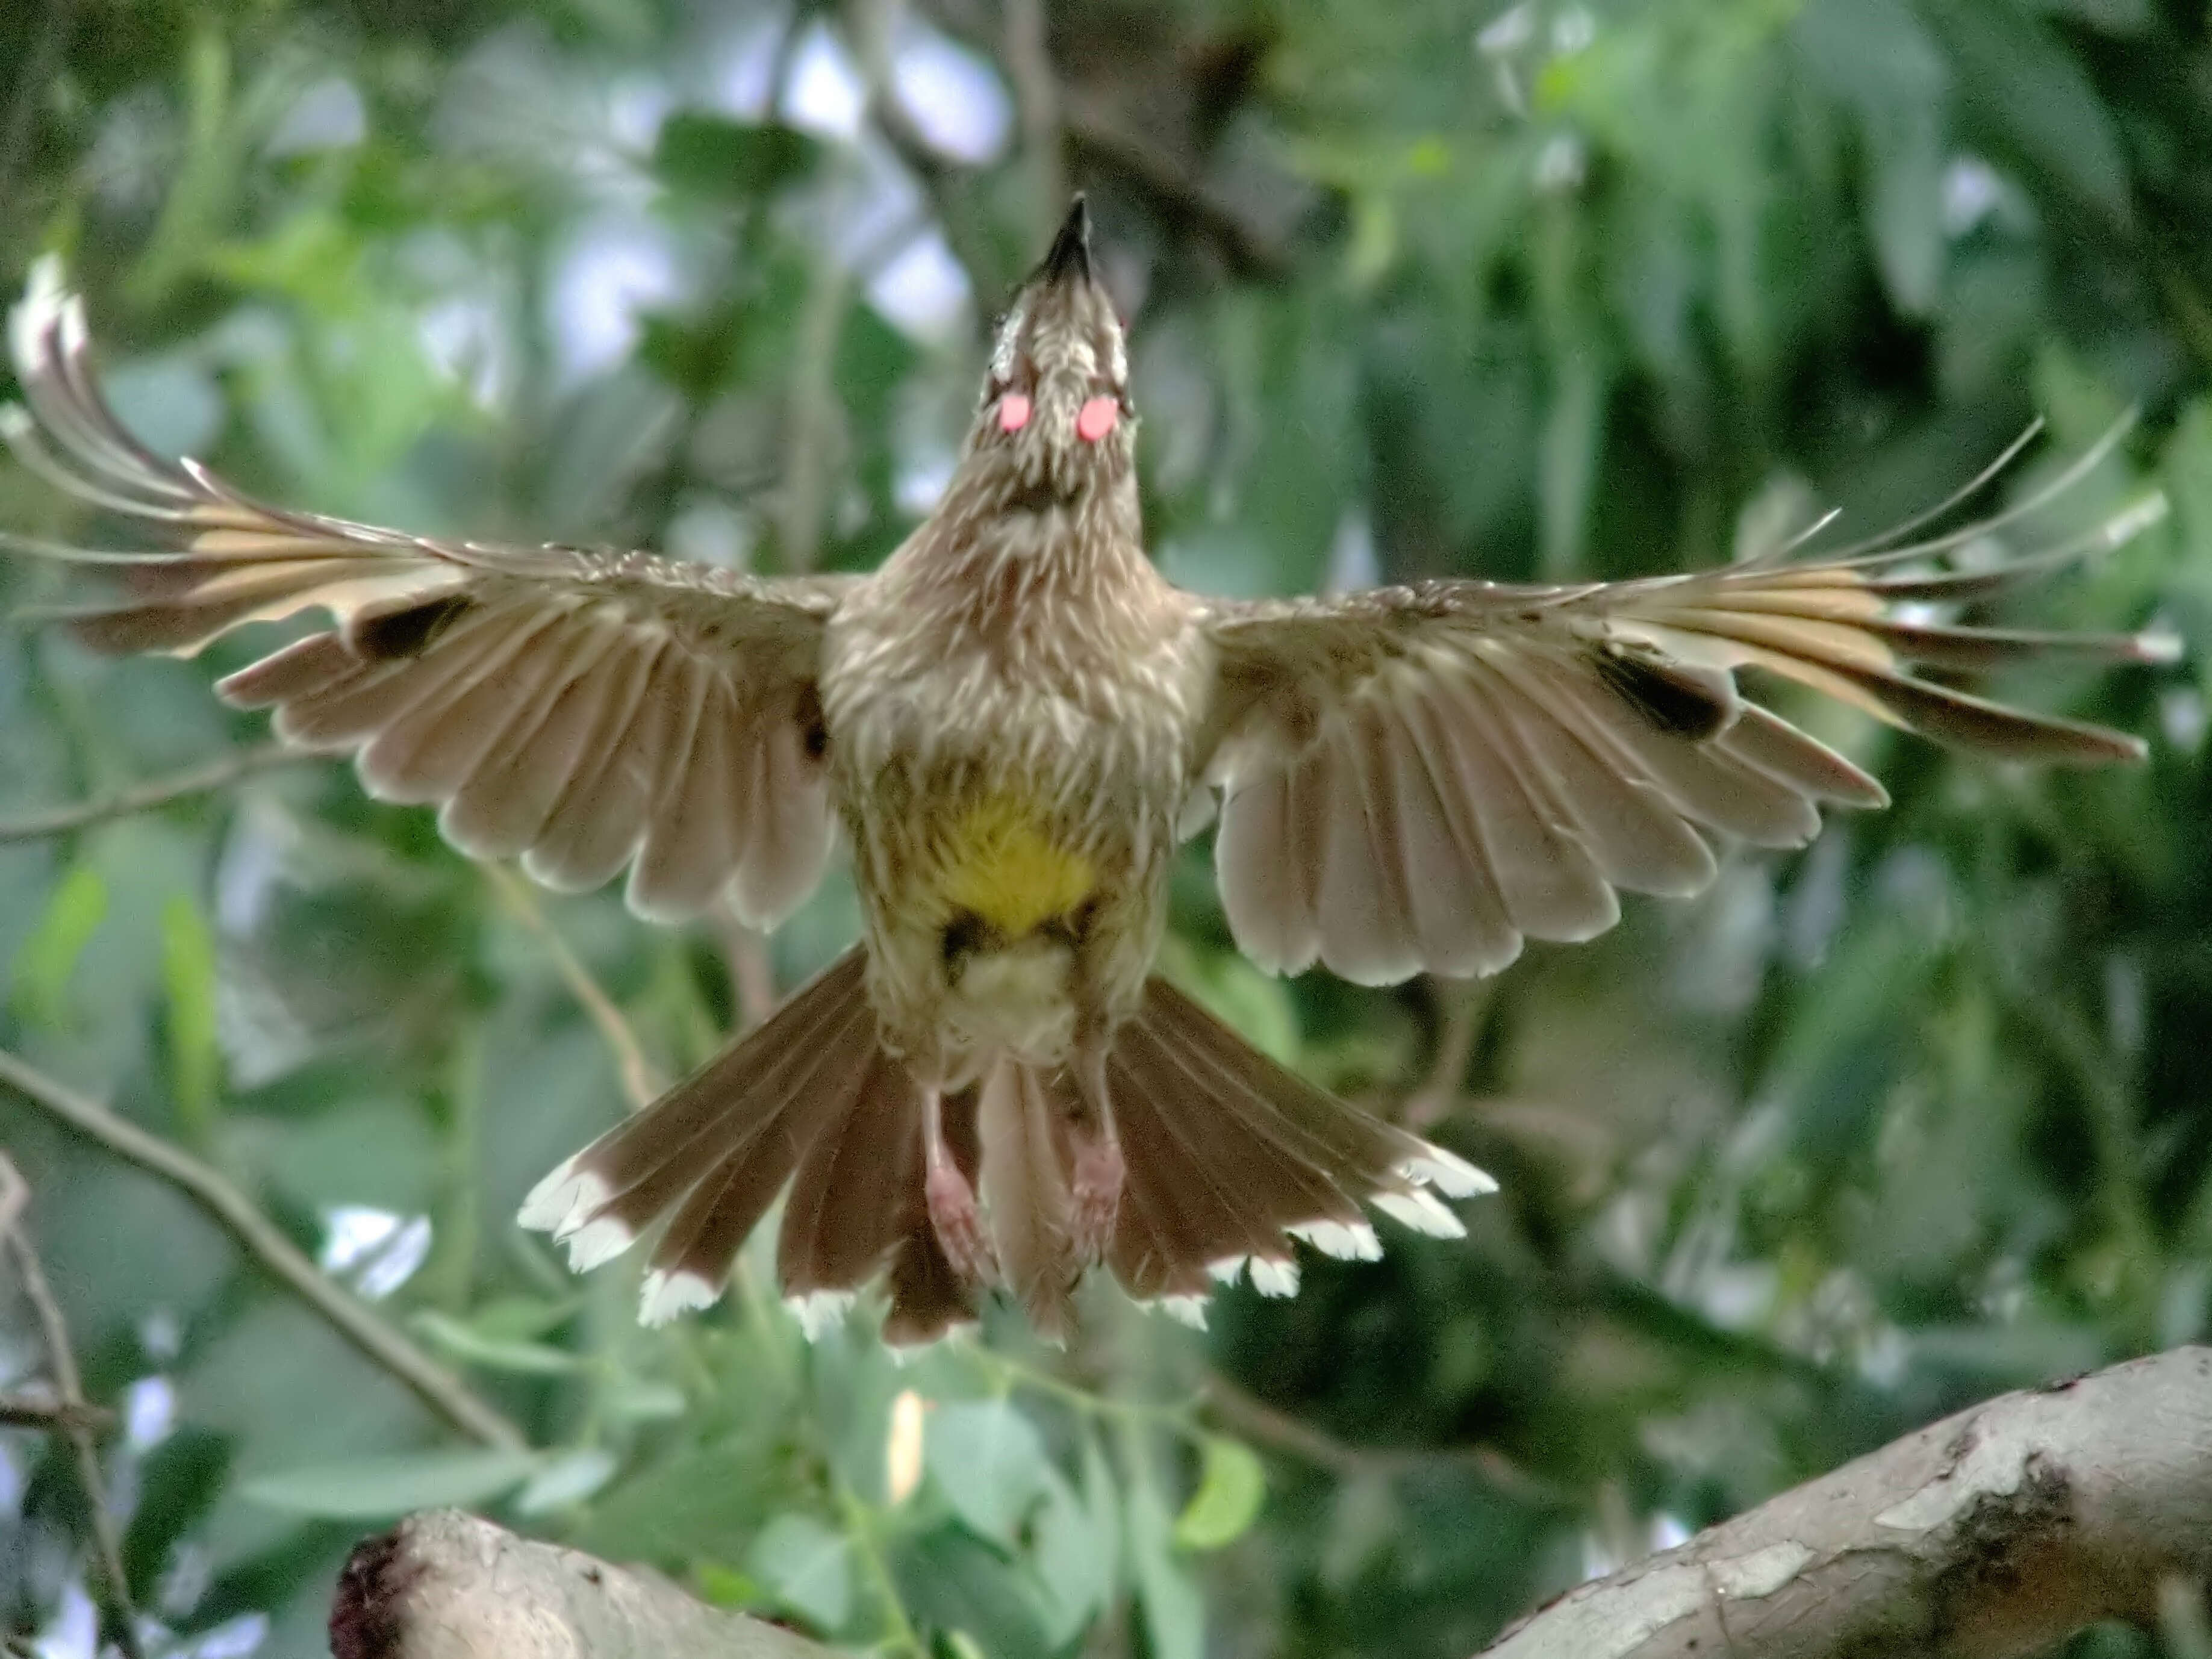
[926,1159,999,1287]
[1068,1132,1124,1263]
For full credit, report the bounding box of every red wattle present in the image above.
[1076,396,1119,443]
[997,394,1032,433]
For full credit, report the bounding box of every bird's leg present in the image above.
[1062,1041,1124,1263]
[923,1084,999,1287]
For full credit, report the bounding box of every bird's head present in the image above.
[958,198,1135,514]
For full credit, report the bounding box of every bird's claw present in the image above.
[926,1160,1000,1287]
[1068,1133,1124,1262]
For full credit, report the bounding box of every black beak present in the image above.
[1038,196,1092,286]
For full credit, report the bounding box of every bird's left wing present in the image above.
[1194,450,2173,986]
[4,260,854,926]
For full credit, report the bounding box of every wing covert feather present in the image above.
[1198,442,2172,983]
[4,258,846,926]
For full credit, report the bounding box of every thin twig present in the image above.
[1401,977,1493,1133]
[485,866,664,1111]
[1003,0,1066,243]
[777,244,853,576]
[0,741,308,843]
[0,1391,116,1432]
[714,901,779,1032]
[1061,94,1289,279]
[0,1154,144,1659]
[0,1048,525,1449]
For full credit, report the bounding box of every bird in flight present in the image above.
[3,201,2175,1343]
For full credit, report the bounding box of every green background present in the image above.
[1,1,2207,1655]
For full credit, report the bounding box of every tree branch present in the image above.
[485,865,664,1110]
[1059,93,1289,279]
[0,1047,525,1449]
[0,1390,115,1432]
[329,1510,835,1659]
[1479,1346,2212,1659]
[0,741,307,842]
[1003,0,1065,244]
[1,1154,143,1659]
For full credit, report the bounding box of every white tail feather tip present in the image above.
[1157,1295,1210,1330]
[562,1215,636,1273]
[787,1290,857,1342]
[1288,1219,1382,1262]
[1399,1145,1497,1198]
[1248,1257,1301,1298]
[1372,1189,1467,1239]
[516,1160,608,1234]
[640,1269,718,1326]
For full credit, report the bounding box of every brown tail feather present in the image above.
[1101,979,1492,1320]
[518,946,981,1338]
[980,1060,1082,1337]
[519,950,1493,1340]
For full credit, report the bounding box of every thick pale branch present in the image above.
[1480,1346,2212,1659]
[329,1510,832,1659]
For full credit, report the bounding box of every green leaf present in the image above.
[238,1449,541,1519]
[161,894,220,1141]
[1926,0,2129,215]
[695,1564,763,1608]
[1172,1437,1265,1552]
[12,862,107,1028]
[1794,0,1950,316]
[411,1310,589,1375]
[926,1399,1052,1548]
[1032,1468,1112,1645]
[746,1513,853,1633]
[1124,1459,1203,1659]
[515,1448,619,1515]
[653,115,821,202]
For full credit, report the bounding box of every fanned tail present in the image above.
[1101,977,1493,1325]
[519,952,1493,1342]
[516,946,977,1342]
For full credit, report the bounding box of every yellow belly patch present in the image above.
[936,795,1095,937]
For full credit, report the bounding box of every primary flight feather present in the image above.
[2,202,2175,1342]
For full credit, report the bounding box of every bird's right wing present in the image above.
[1192,429,2175,986]
[5,258,851,927]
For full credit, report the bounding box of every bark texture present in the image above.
[1480,1345,2212,1658]
[328,1509,831,1659]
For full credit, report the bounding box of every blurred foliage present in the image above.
[1,0,2208,1656]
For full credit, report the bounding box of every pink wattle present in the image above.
[997,393,1032,433]
[1076,396,1120,443]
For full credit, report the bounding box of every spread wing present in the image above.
[4,258,849,927]
[1195,434,2174,985]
